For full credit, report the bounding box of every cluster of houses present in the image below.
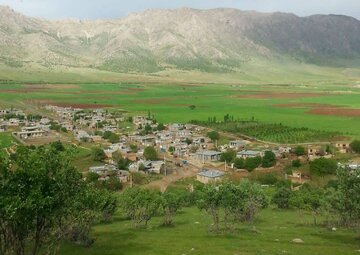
[45,105,124,143]
[0,108,52,140]
[2,107,359,187]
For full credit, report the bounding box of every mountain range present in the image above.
[1,5,360,74]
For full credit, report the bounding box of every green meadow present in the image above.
[59,206,360,255]
[1,80,360,139]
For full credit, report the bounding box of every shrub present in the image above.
[293,146,306,156]
[309,157,337,176]
[262,151,276,168]
[244,156,262,172]
[292,159,301,168]
[350,140,360,153]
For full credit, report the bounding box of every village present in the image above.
[1,105,359,189]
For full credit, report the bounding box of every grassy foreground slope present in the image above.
[59,207,359,255]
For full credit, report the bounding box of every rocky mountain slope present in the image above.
[1,6,360,73]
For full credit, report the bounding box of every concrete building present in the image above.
[195,150,222,163]
[197,169,225,184]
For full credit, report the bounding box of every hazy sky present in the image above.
[1,0,360,20]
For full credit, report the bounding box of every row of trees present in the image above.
[0,146,117,255]
[220,150,276,171]
[120,188,185,228]
[273,167,360,228]
[120,180,268,234]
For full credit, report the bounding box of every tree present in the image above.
[331,168,360,228]
[168,146,175,154]
[102,131,119,143]
[120,187,160,228]
[144,124,152,134]
[244,156,262,172]
[87,172,100,183]
[156,123,166,131]
[144,146,158,161]
[309,157,337,176]
[185,138,193,145]
[118,155,131,170]
[197,181,268,234]
[262,151,276,168]
[207,131,219,142]
[50,140,65,152]
[189,105,196,110]
[233,158,245,169]
[197,185,222,233]
[130,144,138,153]
[0,146,117,255]
[350,140,360,153]
[159,191,183,226]
[220,150,236,163]
[92,148,106,162]
[293,146,306,156]
[273,187,292,209]
[292,159,301,168]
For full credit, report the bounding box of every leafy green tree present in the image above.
[168,146,175,154]
[185,138,193,145]
[156,123,166,131]
[144,146,158,161]
[0,146,117,255]
[118,155,131,170]
[233,157,245,169]
[220,149,236,163]
[244,156,262,172]
[262,151,276,168]
[87,172,100,183]
[292,159,301,168]
[144,124,152,134]
[309,157,337,176]
[331,168,360,227]
[293,146,306,156]
[103,176,123,191]
[120,187,160,228]
[207,131,219,142]
[159,191,183,226]
[197,185,222,233]
[350,140,360,153]
[92,148,106,162]
[273,187,292,209]
[189,105,196,110]
[51,140,65,152]
[130,144,138,153]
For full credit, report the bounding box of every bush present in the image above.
[233,157,245,169]
[220,149,236,163]
[206,131,219,141]
[244,156,262,172]
[273,187,292,209]
[255,173,279,185]
[93,148,106,162]
[293,146,306,156]
[144,146,158,161]
[51,141,65,152]
[350,140,360,153]
[309,157,337,176]
[262,151,276,168]
[292,159,301,168]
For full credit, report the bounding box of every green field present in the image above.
[1,79,360,140]
[0,132,14,149]
[59,206,360,255]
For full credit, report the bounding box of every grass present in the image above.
[59,206,360,255]
[1,81,360,140]
[0,132,14,149]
